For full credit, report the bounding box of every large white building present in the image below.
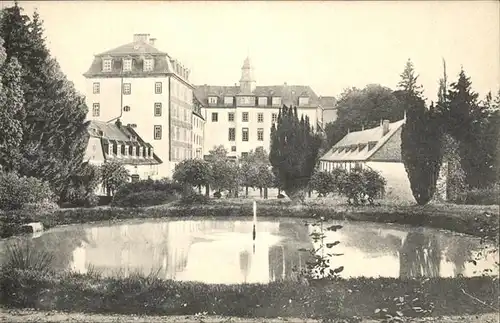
[83,33,199,178]
[194,57,324,159]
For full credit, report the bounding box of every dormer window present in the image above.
[208,96,217,106]
[299,97,309,106]
[224,96,233,106]
[272,97,282,106]
[144,58,154,71]
[258,97,267,106]
[102,58,112,72]
[123,58,132,72]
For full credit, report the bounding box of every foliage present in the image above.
[454,184,500,205]
[62,162,101,207]
[0,4,89,201]
[399,60,444,205]
[309,171,335,197]
[0,54,24,172]
[178,192,209,205]
[0,171,55,210]
[100,161,130,196]
[206,145,238,193]
[111,179,183,207]
[324,84,404,149]
[339,168,386,205]
[172,159,211,190]
[270,105,322,201]
[239,147,274,194]
[2,240,54,275]
[299,216,344,282]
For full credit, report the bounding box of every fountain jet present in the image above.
[252,200,257,241]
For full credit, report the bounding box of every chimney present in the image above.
[149,37,156,46]
[382,120,390,135]
[133,33,149,42]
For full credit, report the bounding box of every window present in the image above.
[93,82,100,94]
[228,128,236,141]
[272,113,278,123]
[184,109,187,121]
[212,112,218,122]
[123,58,132,72]
[123,106,131,112]
[257,113,264,123]
[123,83,131,95]
[272,97,282,106]
[228,112,235,122]
[208,97,217,105]
[144,58,154,71]
[258,97,267,106]
[299,97,309,106]
[154,102,162,116]
[154,125,162,140]
[155,82,162,94]
[242,112,249,122]
[242,128,249,141]
[241,152,249,158]
[231,146,236,152]
[257,128,264,141]
[224,96,233,106]
[92,103,100,117]
[176,127,180,141]
[102,59,112,72]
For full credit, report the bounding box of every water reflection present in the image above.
[0,218,497,284]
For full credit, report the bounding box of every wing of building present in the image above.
[194,57,325,159]
[319,118,414,202]
[83,33,201,178]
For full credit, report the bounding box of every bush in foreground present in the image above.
[0,172,55,210]
[111,179,183,207]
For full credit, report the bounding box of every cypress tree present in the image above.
[399,59,444,205]
[0,3,89,200]
[270,105,322,202]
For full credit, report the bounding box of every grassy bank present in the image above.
[0,268,497,320]
[1,200,498,241]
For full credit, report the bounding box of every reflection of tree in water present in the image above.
[0,227,88,272]
[444,237,474,276]
[399,231,441,278]
[342,228,403,257]
[266,222,312,281]
[239,250,251,283]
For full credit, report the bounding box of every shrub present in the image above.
[20,201,59,214]
[213,191,222,199]
[339,168,386,205]
[179,192,209,205]
[0,172,55,210]
[111,179,183,207]
[455,184,500,205]
[309,171,335,197]
[277,193,286,199]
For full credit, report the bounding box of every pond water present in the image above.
[0,217,498,284]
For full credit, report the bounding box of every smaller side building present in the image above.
[192,94,206,159]
[319,118,414,202]
[84,119,163,191]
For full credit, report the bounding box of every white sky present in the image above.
[7,0,500,102]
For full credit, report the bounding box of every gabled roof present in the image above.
[97,40,166,57]
[87,120,162,164]
[194,84,320,107]
[320,119,405,162]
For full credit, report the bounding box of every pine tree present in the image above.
[399,59,444,205]
[0,55,25,171]
[0,4,89,200]
[270,105,322,202]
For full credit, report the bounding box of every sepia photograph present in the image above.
[0,1,498,322]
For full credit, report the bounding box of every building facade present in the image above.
[192,95,206,159]
[83,33,196,178]
[194,57,323,159]
[319,118,415,202]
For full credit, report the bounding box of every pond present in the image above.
[0,217,498,284]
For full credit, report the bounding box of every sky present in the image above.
[5,1,500,102]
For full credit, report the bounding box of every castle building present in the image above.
[83,33,198,178]
[194,57,324,159]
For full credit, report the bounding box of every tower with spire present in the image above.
[239,57,256,94]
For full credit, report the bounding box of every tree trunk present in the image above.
[205,184,210,197]
[245,186,249,197]
[198,185,202,194]
[308,190,312,198]
[259,187,263,198]
[264,187,268,199]
[234,185,239,198]
[286,188,306,205]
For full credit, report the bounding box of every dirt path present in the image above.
[1,308,498,323]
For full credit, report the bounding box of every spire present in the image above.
[239,56,256,94]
